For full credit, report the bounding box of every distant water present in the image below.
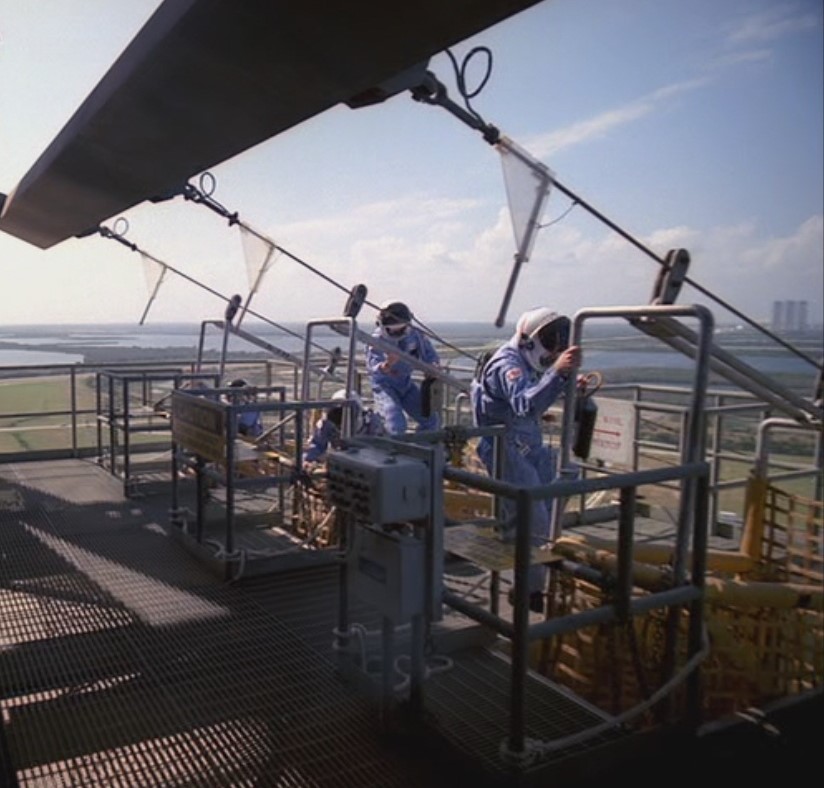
[0,321,820,379]
[0,348,85,365]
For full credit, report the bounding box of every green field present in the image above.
[1,374,116,453]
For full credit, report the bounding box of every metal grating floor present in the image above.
[0,461,457,787]
[0,460,620,787]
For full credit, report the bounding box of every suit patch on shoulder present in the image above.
[505,368,523,382]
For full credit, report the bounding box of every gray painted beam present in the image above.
[0,0,543,249]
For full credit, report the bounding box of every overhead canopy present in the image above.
[0,0,544,249]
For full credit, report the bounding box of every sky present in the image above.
[1,0,822,331]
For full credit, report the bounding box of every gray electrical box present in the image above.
[350,526,425,622]
[326,446,430,524]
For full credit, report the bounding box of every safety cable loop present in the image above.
[98,220,137,252]
[459,46,493,100]
[113,216,130,237]
[445,46,494,127]
[199,171,216,197]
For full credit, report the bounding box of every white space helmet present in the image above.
[331,389,362,411]
[516,307,571,371]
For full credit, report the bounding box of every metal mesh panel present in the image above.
[0,466,451,787]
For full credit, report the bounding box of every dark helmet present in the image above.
[377,300,413,328]
[229,379,256,402]
[377,300,413,338]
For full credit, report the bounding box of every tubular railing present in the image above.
[0,358,293,461]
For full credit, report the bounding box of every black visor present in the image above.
[380,315,410,328]
[536,317,570,354]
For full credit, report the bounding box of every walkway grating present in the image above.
[1,460,622,787]
[0,462,468,787]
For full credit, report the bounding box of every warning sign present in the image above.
[589,397,636,467]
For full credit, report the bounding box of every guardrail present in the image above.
[0,358,294,461]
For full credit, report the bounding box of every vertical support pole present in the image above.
[686,471,709,728]
[616,485,637,622]
[107,374,116,475]
[122,377,132,496]
[409,613,425,715]
[95,372,103,464]
[170,435,180,525]
[335,514,350,653]
[70,367,78,456]
[225,416,236,559]
[507,488,532,757]
[381,616,395,727]
[195,456,206,543]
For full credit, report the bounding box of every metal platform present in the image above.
[444,523,564,572]
[1,459,624,787]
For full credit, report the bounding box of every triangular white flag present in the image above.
[239,225,278,292]
[141,252,165,293]
[139,253,168,325]
[497,135,553,262]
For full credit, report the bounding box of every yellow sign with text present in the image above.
[171,394,226,461]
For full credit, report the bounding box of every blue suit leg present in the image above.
[400,383,438,431]
[505,448,551,594]
[373,387,407,434]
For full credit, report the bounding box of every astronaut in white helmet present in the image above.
[303,389,385,466]
[471,307,582,613]
[365,300,441,434]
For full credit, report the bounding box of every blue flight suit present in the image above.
[237,409,263,438]
[366,327,440,434]
[304,408,385,463]
[471,337,569,593]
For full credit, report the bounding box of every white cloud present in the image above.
[705,48,773,70]
[523,76,710,159]
[519,4,819,164]
[681,215,824,322]
[726,5,820,45]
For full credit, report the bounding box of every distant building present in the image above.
[771,299,810,332]
[772,300,784,331]
[785,300,797,331]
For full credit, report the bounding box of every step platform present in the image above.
[444,523,563,573]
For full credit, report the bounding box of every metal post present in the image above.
[507,488,532,756]
[70,367,78,456]
[616,485,637,622]
[686,471,710,728]
[409,613,425,715]
[335,515,350,653]
[381,616,395,727]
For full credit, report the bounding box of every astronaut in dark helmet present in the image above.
[228,379,264,438]
[471,307,582,613]
[365,300,441,434]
